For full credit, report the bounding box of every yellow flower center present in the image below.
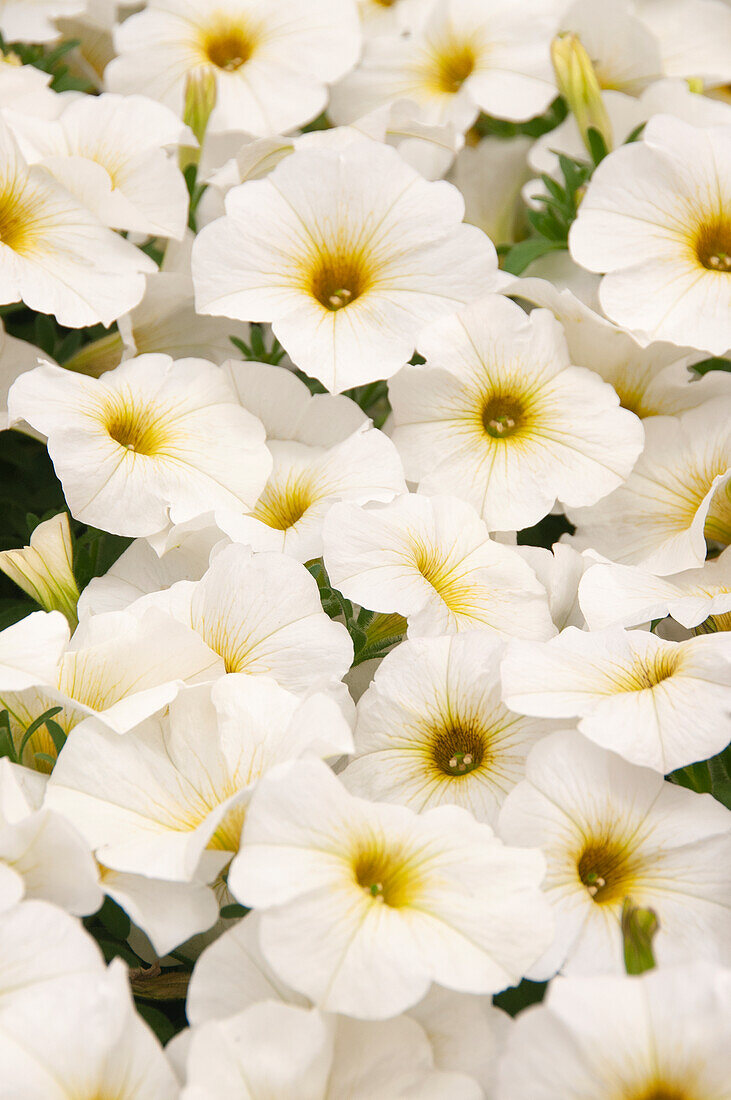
[704,477,731,547]
[411,540,477,618]
[615,649,680,692]
[425,38,478,94]
[250,477,313,530]
[351,837,425,908]
[481,395,525,439]
[101,394,168,456]
[0,183,42,254]
[627,1085,694,1100]
[430,721,487,776]
[201,18,258,71]
[206,802,246,853]
[310,248,373,311]
[694,216,731,273]
[576,836,642,906]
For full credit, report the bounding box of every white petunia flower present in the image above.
[0,758,101,915]
[183,1000,483,1099]
[322,494,556,638]
[342,633,555,824]
[450,136,532,246]
[105,0,361,136]
[389,295,644,531]
[558,0,663,95]
[46,676,353,883]
[8,355,272,538]
[0,118,154,327]
[496,963,731,1100]
[0,0,87,43]
[99,864,219,958]
[0,606,221,771]
[501,625,731,773]
[0,899,104,1008]
[228,756,554,1018]
[566,401,731,576]
[216,361,406,561]
[5,92,190,240]
[76,526,220,619]
[634,0,731,88]
[223,359,368,447]
[0,609,68,692]
[185,910,508,1095]
[515,544,588,631]
[509,275,731,418]
[0,959,179,1100]
[0,321,50,432]
[329,0,559,131]
[569,116,731,354]
[578,548,731,632]
[192,135,501,392]
[0,54,62,118]
[136,543,353,694]
[499,731,731,977]
[186,911,308,1024]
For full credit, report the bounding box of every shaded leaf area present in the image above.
[493,978,547,1016]
[0,34,94,93]
[475,97,568,141]
[668,744,731,810]
[84,899,189,1045]
[0,431,129,627]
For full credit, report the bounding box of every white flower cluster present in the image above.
[0,0,729,1096]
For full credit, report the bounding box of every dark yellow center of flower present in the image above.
[310,249,371,311]
[430,40,477,94]
[251,479,313,530]
[352,840,422,908]
[203,21,256,71]
[694,217,731,272]
[481,395,524,439]
[619,651,680,692]
[431,723,486,776]
[577,839,639,905]
[0,188,39,253]
[103,397,165,456]
[627,1085,693,1100]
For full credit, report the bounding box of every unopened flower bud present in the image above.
[0,513,79,628]
[621,897,659,975]
[551,33,613,157]
[182,65,217,161]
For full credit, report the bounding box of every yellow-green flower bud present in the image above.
[182,65,218,163]
[0,513,79,629]
[551,33,613,157]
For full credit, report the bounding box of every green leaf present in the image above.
[493,979,547,1017]
[624,122,647,144]
[691,357,731,376]
[711,781,731,809]
[135,1003,178,1046]
[97,896,132,942]
[220,903,249,919]
[17,706,63,761]
[501,238,566,276]
[585,126,609,166]
[622,898,659,975]
[0,711,16,764]
[667,760,712,794]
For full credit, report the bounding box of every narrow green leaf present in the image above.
[18,706,63,761]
